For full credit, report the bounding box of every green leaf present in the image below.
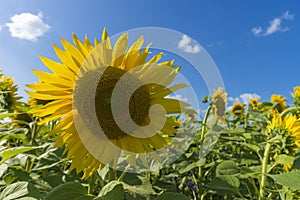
[179,158,205,174]
[0,146,42,164]
[205,175,240,191]
[240,143,260,152]
[96,181,124,200]
[206,115,218,130]
[0,181,42,200]
[123,182,156,196]
[45,182,92,200]
[275,154,295,165]
[292,148,300,169]
[269,171,300,190]
[156,192,191,200]
[216,160,239,176]
[0,113,18,120]
[0,163,8,177]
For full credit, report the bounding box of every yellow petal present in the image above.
[101,27,112,49]
[112,33,128,67]
[61,38,85,64]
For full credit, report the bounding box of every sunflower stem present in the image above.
[87,173,96,194]
[198,105,211,198]
[108,167,116,181]
[30,122,37,145]
[280,107,297,117]
[117,164,130,181]
[200,105,212,141]
[259,142,271,200]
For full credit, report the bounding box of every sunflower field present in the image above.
[1,29,300,200]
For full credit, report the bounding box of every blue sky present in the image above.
[0,0,300,108]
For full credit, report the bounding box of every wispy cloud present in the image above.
[5,12,50,41]
[251,27,262,36]
[178,35,201,54]
[252,11,294,37]
[207,41,223,48]
[0,25,2,31]
[228,93,261,105]
[166,94,188,102]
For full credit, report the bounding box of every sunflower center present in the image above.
[94,66,151,139]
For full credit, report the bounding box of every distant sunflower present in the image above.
[27,97,52,107]
[249,97,260,110]
[292,86,300,106]
[211,87,227,123]
[230,102,244,117]
[271,94,287,113]
[292,86,300,98]
[267,114,300,171]
[0,73,21,111]
[27,28,190,178]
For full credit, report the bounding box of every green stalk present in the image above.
[108,167,116,182]
[30,122,37,145]
[200,105,212,141]
[87,173,96,194]
[198,105,212,198]
[280,107,297,118]
[259,142,271,200]
[117,164,131,181]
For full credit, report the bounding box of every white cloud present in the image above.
[265,18,285,36]
[178,35,201,54]
[166,94,188,102]
[0,25,2,31]
[251,27,262,36]
[282,11,294,20]
[229,93,261,105]
[5,12,50,41]
[251,11,294,37]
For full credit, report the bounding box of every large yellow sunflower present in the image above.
[267,114,300,171]
[27,28,190,178]
[0,72,21,112]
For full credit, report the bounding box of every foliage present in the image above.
[0,73,300,199]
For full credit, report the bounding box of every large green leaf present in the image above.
[216,160,239,176]
[123,182,156,196]
[205,175,240,191]
[45,182,92,200]
[206,115,222,131]
[275,154,295,165]
[156,192,191,200]
[96,181,124,200]
[0,146,43,164]
[0,181,42,200]
[269,171,300,190]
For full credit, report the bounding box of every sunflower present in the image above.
[27,97,52,107]
[27,28,190,178]
[211,87,227,123]
[292,86,300,98]
[249,97,260,110]
[292,86,300,107]
[0,72,21,112]
[230,102,244,117]
[267,114,300,171]
[271,94,287,113]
